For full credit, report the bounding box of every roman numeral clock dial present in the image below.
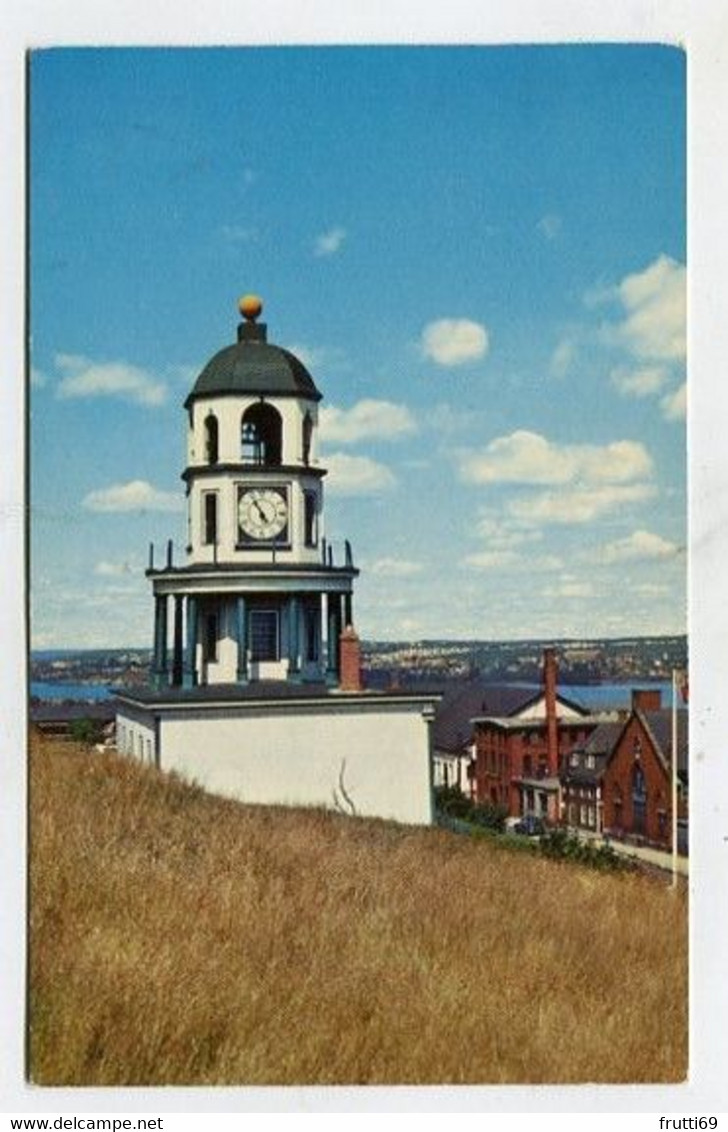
[238,487,289,543]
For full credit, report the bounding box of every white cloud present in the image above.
[83,480,183,513]
[549,338,576,379]
[368,557,424,577]
[55,354,167,407]
[543,579,594,599]
[324,453,396,495]
[507,483,656,525]
[610,365,669,398]
[31,366,48,388]
[475,516,542,550]
[458,430,652,487]
[661,382,687,421]
[463,549,520,571]
[421,319,490,366]
[634,582,670,596]
[613,255,686,362]
[599,529,681,563]
[319,400,417,445]
[537,213,562,240]
[314,227,346,257]
[94,559,138,577]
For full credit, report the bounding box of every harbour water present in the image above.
[30,681,114,702]
[29,678,679,708]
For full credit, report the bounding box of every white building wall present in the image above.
[188,471,324,566]
[157,702,433,825]
[117,713,157,766]
[514,694,583,722]
[189,396,319,468]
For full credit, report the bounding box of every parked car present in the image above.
[513,814,546,837]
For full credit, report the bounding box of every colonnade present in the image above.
[151,590,353,689]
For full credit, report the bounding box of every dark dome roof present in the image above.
[185,318,322,406]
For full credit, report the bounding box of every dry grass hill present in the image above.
[29,738,688,1086]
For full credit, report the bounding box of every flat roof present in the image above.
[114,681,441,711]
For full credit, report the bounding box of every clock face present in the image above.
[238,487,289,542]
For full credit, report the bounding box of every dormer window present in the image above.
[241,403,282,466]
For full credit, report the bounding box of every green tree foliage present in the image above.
[68,717,104,746]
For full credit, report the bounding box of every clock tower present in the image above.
[147,295,358,689]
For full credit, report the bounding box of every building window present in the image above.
[586,753,595,769]
[203,492,217,545]
[304,491,318,547]
[302,412,313,466]
[250,609,279,661]
[570,751,580,768]
[241,403,282,466]
[204,414,219,465]
[613,785,623,829]
[204,612,218,663]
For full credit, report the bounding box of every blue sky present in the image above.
[29,45,686,647]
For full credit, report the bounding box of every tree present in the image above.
[69,717,104,746]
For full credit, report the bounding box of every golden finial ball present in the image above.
[239,294,263,321]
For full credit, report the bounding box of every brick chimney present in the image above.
[544,648,559,776]
[631,688,662,713]
[339,625,363,692]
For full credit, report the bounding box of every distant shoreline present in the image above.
[30,677,679,709]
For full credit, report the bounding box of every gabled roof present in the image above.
[470,688,589,727]
[433,679,589,753]
[433,680,537,753]
[639,708,689,775]
[583,721,624,756]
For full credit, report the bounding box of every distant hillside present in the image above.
[29,739,687,1085]
[31,634,687,695]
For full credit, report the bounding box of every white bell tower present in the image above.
[147,295,357,689]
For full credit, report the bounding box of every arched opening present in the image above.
[632,762,647,835]
[241,403,282,466]
[302,412,313,466]
[204,414,219,465]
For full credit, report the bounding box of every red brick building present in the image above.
[562,721,623,835]
[602,690,688,851]
[471,650,596,822]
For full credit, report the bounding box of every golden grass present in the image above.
[29,738,688,1086]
